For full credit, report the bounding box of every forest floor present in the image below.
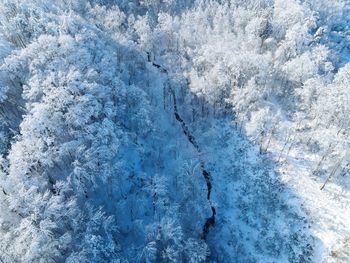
[275,143,350,263]
[181,108,313,262]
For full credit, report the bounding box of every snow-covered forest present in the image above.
[0,0,349,262]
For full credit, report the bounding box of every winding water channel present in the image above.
[149,56,216,241]
[170,88,216,241]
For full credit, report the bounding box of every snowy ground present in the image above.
[176,92,350,262]
[275,144,350,263]
[176,101,314,262]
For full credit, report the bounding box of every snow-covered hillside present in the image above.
[0,0,349,262]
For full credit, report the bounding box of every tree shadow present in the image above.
[163,76,315,262]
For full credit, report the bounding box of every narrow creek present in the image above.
[149,56,216,241]
[169,88,216,241]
